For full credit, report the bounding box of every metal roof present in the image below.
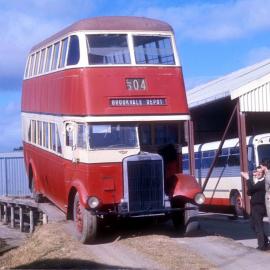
[187,58,270,109]
[231,72,270,112]
[0,151,23,158]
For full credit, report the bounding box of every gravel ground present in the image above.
[0,221,216,270]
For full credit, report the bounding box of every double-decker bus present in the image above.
[183,133,270,216]
[21,16,204,243]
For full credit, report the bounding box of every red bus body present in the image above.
[21,17,204,243]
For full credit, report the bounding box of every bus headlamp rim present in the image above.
[87,196,100,209]
[194,192,205,205]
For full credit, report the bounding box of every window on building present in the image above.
[67,35,80,65]
[59,38,68,68]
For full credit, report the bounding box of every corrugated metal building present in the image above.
[188,58,270,109]
[0,151,31,197]
[187,58,270,144]
[186,58,270,213]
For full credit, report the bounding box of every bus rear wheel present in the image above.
[73,193,97,244]
[230,191,244,217]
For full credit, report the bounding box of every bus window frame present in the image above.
[82,31,179,67]
[58,37,69,69]
[51,41,61,71]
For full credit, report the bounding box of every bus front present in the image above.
[66,23,204,242]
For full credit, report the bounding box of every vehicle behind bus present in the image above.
[183,133,270,215]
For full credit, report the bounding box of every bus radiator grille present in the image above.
[127,160,163,212]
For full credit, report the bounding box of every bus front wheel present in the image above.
[31,176,43,203]
[73,193,97,244]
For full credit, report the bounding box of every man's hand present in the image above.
[241,171,249,180]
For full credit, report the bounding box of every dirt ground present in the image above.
[0,220,216,270]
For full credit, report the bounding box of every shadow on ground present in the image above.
[14,258,141,269]
[72,213,270,245]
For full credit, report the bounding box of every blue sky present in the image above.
[1,0,270,152]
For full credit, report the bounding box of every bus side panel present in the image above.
[23,142,67,210]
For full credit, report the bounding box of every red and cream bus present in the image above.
[21,16,204,243]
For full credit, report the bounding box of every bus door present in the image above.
[139,122,182,180]
[64,122,88,201]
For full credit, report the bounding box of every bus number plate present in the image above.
[126,78,146,90]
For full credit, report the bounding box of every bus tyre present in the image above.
[73,193,97,244]
[230,191,244,217]
[31,177,43,203]
[172,211,185,233]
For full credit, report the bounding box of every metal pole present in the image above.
[237,101,250,215]
[202,104,238,192]
[11,205,15,228]
[3,204,7,225]
[19,207,23,232]
[29,208,34,233]
[185,120,195,177]
[4,157,8,196]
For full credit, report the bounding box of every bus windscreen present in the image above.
[89,123,137,149]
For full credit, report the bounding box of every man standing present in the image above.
[260,160,270,223]
[241,168,269,251]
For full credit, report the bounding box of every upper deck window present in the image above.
[33,51,40,75]
[51,42,60,70]
[59,38,68,68]
[86,34,131,65]
[39,49,46,74]
[45,46,53,72]
[67,35,80,66]
[133,36,175,65]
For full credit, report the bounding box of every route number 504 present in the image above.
[126,78,146,90]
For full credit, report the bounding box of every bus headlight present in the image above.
[194,193,205,205]
[87,196,100,209]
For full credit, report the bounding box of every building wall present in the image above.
[0,151,31,197]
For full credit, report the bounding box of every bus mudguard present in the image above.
[68,180,89,208]
[168,173,202,200]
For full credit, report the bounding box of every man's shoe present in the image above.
[256,245,269,251]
